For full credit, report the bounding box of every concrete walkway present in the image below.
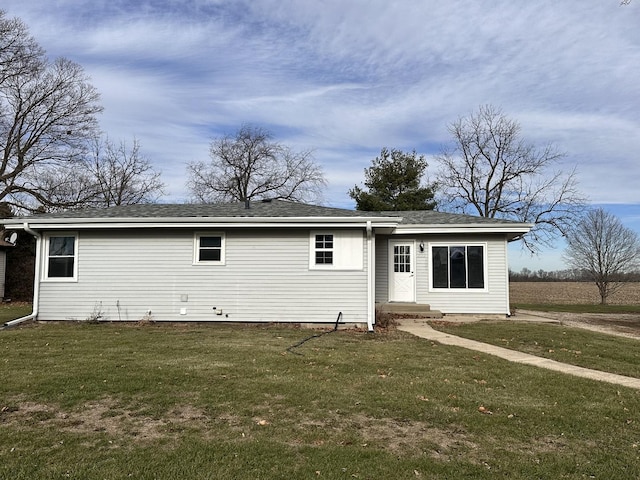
[397,320,640,390]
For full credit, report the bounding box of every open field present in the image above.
[510,281,640,305]
[2,322,640,479]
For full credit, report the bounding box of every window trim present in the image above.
[193,232,226,265]
[43,232,78,282]
[428,242,488,292]
[313,233,334,267]
[309,230,365,271]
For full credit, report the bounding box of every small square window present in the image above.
[315,251,333,264]
[315,234,333,249]
[195,234,225,264]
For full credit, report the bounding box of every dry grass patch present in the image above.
[2,397,482,458]
[1,397,202,443]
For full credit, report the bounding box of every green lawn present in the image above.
[1,322,640,479]
[430,320,640,379]
[0,303,32,323]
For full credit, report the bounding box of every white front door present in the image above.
[389,241,415,302]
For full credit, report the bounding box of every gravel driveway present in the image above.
[518,310,640,339]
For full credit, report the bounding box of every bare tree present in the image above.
[21,164,96,211]
[0,11,43,85]
[564,208,640,304]
[187,124,326,203]
[87,137,165,207]
[435,105,585,253]
[21,137,165,211]
[0,11,103,212]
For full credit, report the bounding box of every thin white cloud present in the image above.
[1,0,639,217]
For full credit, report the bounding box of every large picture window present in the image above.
[431,245,485,289]
[194,233,225,264]
[45,234,77,280]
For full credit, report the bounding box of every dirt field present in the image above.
[509,282,640,337]
[510,281,640,305]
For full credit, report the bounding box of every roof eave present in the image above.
[3,216,402,230]
[394,223,534,237]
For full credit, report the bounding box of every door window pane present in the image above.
[394,245,411,273]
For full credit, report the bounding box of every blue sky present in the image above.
[3,1,639,271]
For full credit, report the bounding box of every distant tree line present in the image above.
[509,268,640,283]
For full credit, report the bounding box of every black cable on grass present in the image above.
[286,312,342,355]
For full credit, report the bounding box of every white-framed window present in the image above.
[314,234,334,265]
[309,230,363,270]
[44,233,78,281]
[430,243,486,290]
[194,233,225,264]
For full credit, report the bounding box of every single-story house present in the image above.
[1,200,532,330]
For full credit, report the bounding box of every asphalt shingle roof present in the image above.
[13,200,369,219]
[378,209,523,225]
[6,200,525,226]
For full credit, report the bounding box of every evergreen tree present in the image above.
[349,148,436,211]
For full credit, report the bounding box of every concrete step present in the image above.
[376,303,443,319]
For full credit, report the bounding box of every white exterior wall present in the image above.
[37,228,369,324]
[375,234,511,314]
[0,251,5,298]
[374,234,389,303]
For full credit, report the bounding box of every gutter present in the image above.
[2,215,402,229]
[4,223,41,327]
[366,221,374,332]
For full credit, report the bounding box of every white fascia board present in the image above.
[4,216,401,230]
[394,223,533,236]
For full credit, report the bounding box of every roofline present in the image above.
[2,216,533,236]
[395,223,533,241]
[3,216,402,230]
[395,223,533,233]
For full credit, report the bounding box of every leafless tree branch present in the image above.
[0,11,103,211]
[187,124,326,204]
[435,104,586,254]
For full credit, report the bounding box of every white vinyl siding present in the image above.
[423,235,508,313]
[37,228,369,324]
[374,235,389,303]
[0,251,5,298]
[309,230,364,270]
[375,234,510,314]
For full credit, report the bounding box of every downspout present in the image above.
[504,235,512,317]
[366,221,374,332]
[4,223,41,327]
